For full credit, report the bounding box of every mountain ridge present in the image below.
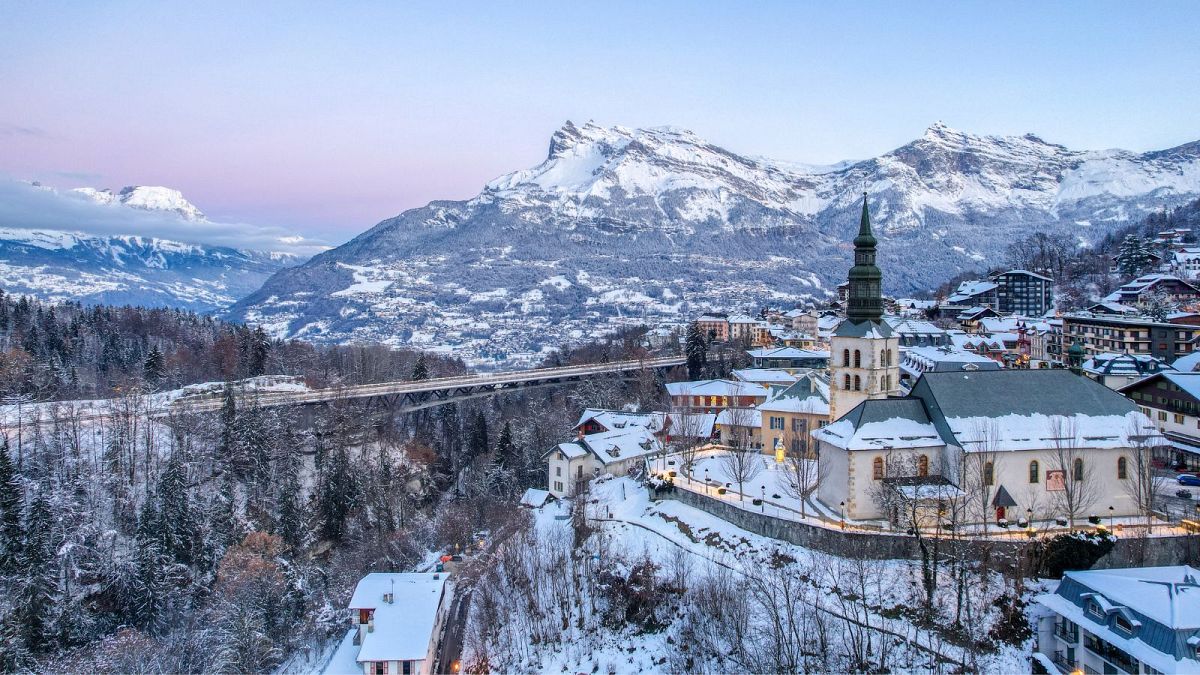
[228,121,1200,365]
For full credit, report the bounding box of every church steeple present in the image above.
[846,193,883,323]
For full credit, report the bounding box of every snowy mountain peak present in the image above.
[72,185,206,221]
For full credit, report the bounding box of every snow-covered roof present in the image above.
[900,346,1002,378]
[715,408,762,428]
[1173,352,1200,373]
[664,412,716,438]
[994,269,1052,282]
[1082,352,1173,378]
[554,442,588,460]
[814,412,943,451]
[947,280,997,304]
[731,368,799,385]
[745,347,830,360]
[884,316,946,335]
[665,379,768,398]
[520,488,552,507]
[574,408,665,433]
[350,572,449,663]
[757,374,830,415]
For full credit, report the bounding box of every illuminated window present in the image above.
[918,455,929,477]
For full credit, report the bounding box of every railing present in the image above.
[1052,650,1075,672]
[1084,635,1137,674]
[1054,622,1078,643]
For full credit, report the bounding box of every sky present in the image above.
[1,0,1198,248]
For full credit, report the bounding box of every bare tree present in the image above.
[718,405,763,502]
[960,419,1001,533]
[777,419,825,518]
[1124,418,1168,532]
[1047,415,1100,530]
[669,407,711,474]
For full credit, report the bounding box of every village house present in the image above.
[758,373,831,459]
[731,367,799,389]
[1034,566,1200,675]
[665,379,769,413]
[883,316,952,347]
[715,406,763,451]
[1173,248,1200,280]
[728,314,772,345]
[327,572,452,675]
[544,426,664,498]
[946,279,999,308]
[573,408,716,445]
[1120,372,1200,472]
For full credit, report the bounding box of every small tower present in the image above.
[829,194,900,421]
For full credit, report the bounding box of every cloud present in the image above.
[0,179,329,257]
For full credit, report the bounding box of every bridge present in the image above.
[168,354,688,415]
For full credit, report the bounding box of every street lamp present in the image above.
[760,485,766,513]
[840,501,846,530]
[1108,505,1114,530]
[704,468,710,496]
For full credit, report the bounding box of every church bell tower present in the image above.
[829,194,900,421]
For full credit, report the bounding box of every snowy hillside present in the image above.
[229,121,1200,364]
[0,184,303,311]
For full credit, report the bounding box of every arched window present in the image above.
[983,462,994,486]
[1073,458,1084,482]
[918,455,929,477]
[853,375,861,391]
[1029,460,1039,484]
[873,456,884,480]
[882,375,890,391]
[843,349,851,367]
[843,374,851,390]
[1117,456,1128,480]
[854,350,862,368]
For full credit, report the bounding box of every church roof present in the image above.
[833,318,894,338]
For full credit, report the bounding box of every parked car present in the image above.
[1177,474,1200,487]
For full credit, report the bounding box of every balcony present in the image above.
[1052,650,1075,672]
[1084,635,1137,674]
[1054,623,1078,643]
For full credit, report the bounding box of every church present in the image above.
[813,196,1158,526]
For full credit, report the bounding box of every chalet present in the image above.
[883,316,951,347]
[813,369,1156,524]
[956,306,1000,332]
[1104,274,1200,307]
[325,572,452,675]
[1173,248,1200,280]
[1119,372,1200,472]
[665,379,769,413]
[1034,566,1200,675]
[714,407,763,451]
[1081,352,1173,389]
[731,368,799,388]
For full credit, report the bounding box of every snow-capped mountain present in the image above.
[71,185,207,221]
[228,121,1200,365]
[0,184,303,311]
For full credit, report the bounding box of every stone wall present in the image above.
[656,486,1200,568]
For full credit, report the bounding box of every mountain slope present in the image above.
[228,122,1200,365]
[0,184,302,311]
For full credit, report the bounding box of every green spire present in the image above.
[854,191,876,247]
[846,193,883,324]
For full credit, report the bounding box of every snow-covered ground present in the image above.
[465,476,1036,674]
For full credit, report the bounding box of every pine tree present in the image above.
[1116,233,1154,277]
[248,327,270,377]
[685,321,707,380]
[316,443,355,542]
[275,455,306,553]
[210,474,243,553]
[0,440,23,571]
[495,421,517,470]
[411,353,429,381]
[469,411,489,460]
[156,452,195,566]
[131,498,169,634]
[18,489,56,651]
[217,384,241,476]
[142,346,165,385]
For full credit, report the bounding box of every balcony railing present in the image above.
[1054,623,1078,642]
[1052,650,1075,672]
[1084,635,1137,674]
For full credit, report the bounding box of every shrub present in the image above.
[1035,530,1116,579]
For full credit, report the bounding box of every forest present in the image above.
[0,294,673,671]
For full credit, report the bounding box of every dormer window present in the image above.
[1114,615,1133,634]
[1087,601,1103,619]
